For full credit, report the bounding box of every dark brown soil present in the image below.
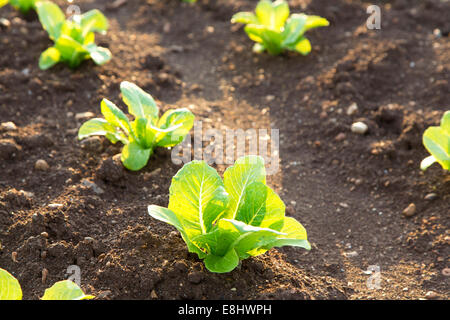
[0,0,449,300]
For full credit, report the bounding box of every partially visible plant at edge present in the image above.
[36,1,111,70]
[148,155,311,273]
[78,81,195,171]
[0,268,94,300]
[231,0,329,55]
[0,0,37,14]
[421,111,450,171]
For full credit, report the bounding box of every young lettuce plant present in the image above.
[0,0,37,14]
[0,268,94,300]
[421,111,450,171]
[148,155,311,273]
[78,81,194,171]
[36,1,111,70]
[231,0,329,55]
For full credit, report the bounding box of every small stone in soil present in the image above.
[344,251,358,258]
[35,159,49,171]
[402,203,416,217]
[335,133,346,141]
[424,193,437,201]
[75,112,95,121]
[42,268,48,284]
[346,103,358,116]
[84,237,95,243]
[48,203,63,208]
[0,121,17,131]
[442,268,450,276]
[425,291,439,299]
[0,18,11,29]
[351,122,368,134]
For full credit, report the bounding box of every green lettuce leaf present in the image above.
[120,81,159,121]
[148,155,310,273]
[156,108,195,147]
[78,82,194,171]
[36,1,65,40]
[41,280,94,300]
[421,111,450,171]
[231,0,328,56]
[223,155,266,219]
[0,268,22,300]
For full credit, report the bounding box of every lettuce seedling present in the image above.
[148,155,311,273]
[36,1,111,70]
[421,111,450,171]
[231,0,329,55]
[0,0,37,14]
[0,268,94,300]
[78,81,194,171]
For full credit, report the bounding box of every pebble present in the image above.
[84,237,95,243]
[106,0,127,9]
[265,95,275,102]
[169,45,184,53]
[48,203,63,208]
[424,193,437,201]
[0,121,17,131]
[351,122,368,134]
[0,18,11,29]
[163,22,171,33]
[402,203,416,217]
[433,28,442,38]
[75,112,95,121]
[42,268,48,284]
[346,103,358,116]
[339,202,349,208]
[425,291,439,300]
[40,232,49,238]
[35,159,49,171]
[335,132,346,142]
[344,251,358,258]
